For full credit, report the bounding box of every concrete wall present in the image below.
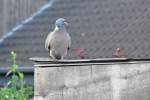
[34,62,150,100]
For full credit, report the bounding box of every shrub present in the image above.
[0,51,33,100]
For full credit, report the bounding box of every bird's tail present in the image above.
[54,54,61,60]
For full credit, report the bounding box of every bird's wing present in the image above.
[45,32,52,51]
[67,33,71,50]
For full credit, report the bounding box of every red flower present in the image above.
[113,48,124,58]
[73,48,86,59]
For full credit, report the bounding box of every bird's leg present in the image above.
[49,55,53,59]
[48,51,53,60]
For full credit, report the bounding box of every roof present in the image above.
[1,0,150,67]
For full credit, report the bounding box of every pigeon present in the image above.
[45,18,71,60]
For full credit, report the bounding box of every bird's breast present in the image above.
[51,33,70,52]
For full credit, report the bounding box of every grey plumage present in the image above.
[45,18,71,60]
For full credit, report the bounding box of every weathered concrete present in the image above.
[34,60,150,100]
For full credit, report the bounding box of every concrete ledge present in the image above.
[30,57,150,67]
[31,58,150,100]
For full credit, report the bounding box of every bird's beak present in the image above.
[64,21,68,27]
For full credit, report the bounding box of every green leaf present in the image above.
[17,95,23,100]
[11,51,16,61]
[0,52,33,100]
[11,64,18,73]
[11,75,19,88]
[10,87,17,93]
[12,75,19,82]
[18,72,24,80]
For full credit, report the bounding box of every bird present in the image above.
[45,18,71,60]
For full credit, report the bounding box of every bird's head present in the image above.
[55,18,68,28]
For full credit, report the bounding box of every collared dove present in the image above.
[45,18,71,60]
